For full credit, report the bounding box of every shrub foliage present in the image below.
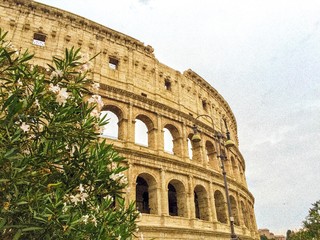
[0,29,139,240]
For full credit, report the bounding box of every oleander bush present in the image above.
[0,28,139,240]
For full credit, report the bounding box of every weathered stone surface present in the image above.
[0,0,259,239]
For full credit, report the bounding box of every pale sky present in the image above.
[36,0,320,235]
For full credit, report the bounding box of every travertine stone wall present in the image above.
[0,0,259,239]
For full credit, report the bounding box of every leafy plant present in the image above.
[286,200,320,240]
[303,200,320,239]
[0,28,139,240]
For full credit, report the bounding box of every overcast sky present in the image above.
[36,0,320,235]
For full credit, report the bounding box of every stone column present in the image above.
[118,117,128,141]
[126,103,135,145]
[209,182,216,222]
[149,184,160,215]
[187,175,195,219]
[192,140,204,165]
[201,140,208,168]
[156,114,164,153]
[172,136,183,157]
[181,121,189,161]
[225,149,234,178]
[148,127,158,150]
[233,158,241,182]
[126,162,135,207]
[160,168,168,216]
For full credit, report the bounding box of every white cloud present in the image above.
[138,0,151,4]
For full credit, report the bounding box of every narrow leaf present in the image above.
[13,229,22,240]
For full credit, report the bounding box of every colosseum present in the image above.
[0,0,259,239]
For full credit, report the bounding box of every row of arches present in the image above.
[134,173,256,231]
[100,107,246,183]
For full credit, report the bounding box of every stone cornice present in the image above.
[138,224,232,237]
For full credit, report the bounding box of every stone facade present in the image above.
[0,0,259,239]
[259,229,275,239]
[259,229,286,240]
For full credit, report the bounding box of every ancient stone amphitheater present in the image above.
[0,0,259,239]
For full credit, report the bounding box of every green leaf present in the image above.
[33,216,47,223]
[13,229,22,240]
[0,218,6,229]
[2,92,16,111]
[0,178,10,183]
[4,147,16,158]
[22,226,44,232]
[0,29,8,41]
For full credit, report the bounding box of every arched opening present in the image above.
[230,195,240,226]
[194,185,209,220]
[168,183,178,216]
[136,177,150,213]
[135,174,158,214]
[100,110,119,139]
[205,140,217,169]
[163,124,182,156]
[188,133,201,163]
[214,190,227,223]
[100,105,124,140]
[187,138,193,159]
[135,114,155,148]
[135,119,148,146]
[194,192,200,219]
[163,128,174,154]
[168,180,186,217]
[241,201,250,228]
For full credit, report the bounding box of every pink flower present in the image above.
[82,215,89,224]
[20,122,30,132]
[49,83,60,93]
[91,215,97,227]
[70,194,81,205]
[88,95,104,110]
[56,88,69,105]
[50,69,63,79]
[90,109,100,118]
